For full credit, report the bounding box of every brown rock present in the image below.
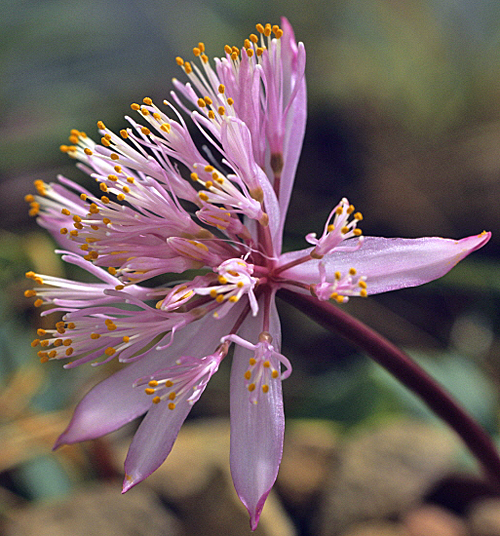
[318,419,459,536]
[277,419,338,510]
[340,521,410,536]
[403,505,468,536]
[3,483,181,536]
[468,498,500,536]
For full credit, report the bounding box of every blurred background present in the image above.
[1,0,500,534]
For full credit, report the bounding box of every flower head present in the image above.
[26,19,490,529]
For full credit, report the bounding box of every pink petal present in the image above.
[275,21,307,249]
[279,232,491,295]
[54,309,237,448]
[229,297,284,530]
[122,306,243,491]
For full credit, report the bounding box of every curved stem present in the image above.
[278,288,500,489]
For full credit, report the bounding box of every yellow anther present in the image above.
[130,103,140,111]
[335,271,341,280]
[263,360,271,368]
[123,185,130,193]
[249,358,256,366]
[90,333,100,340]
[249,33,258,43]
[160,123,171,133]
[24,194,35,203]
[224,45,232,55]
[114,165,122,173]
[359,280,367,289]
[84,148,93,156]
[105,347,116,356]
[54,339,63,347]
[262,385,269,393]
[31,339,40,347]
[37,328,46,336]
[246,49,254,58]
[80,194,87,201]
[126,177,135,183]
[353,229,363,236]
[208,110,215,119]
[120,129,129,139]
[122,336,130,343]
[61,208,70,216]
[101,137,111,147]
[193,47,201,56]
[143,97,153,105]
[218,106,225,115]
[354,212,363,221]
[230,52,238,61]
[248,383,256,392]
[256,47,264,56]
[218,84,225,94]
[218,275,228,284]
[60,145,69,153]
[197,98,206,108]
[229,296,238,303]
[256,23,265,33]
[244,371,252,380]
[145,388,156,395]
[347,205,355,215]
[153,112,161,120]
[360,289,368,298]
[153,396,161,404]
[227,97,234,106]
[199,192,209,202]
[349,268,357,276]
[40,355,49,364]
[24,289,36,298]
[210,289,217,298]
[141,127,151,135]
[115,284,124,290]
[327,224,335,233]
[216,294,224,303]
[101,196,110,204]
[168,392,176,401]
[271,370,279,379]
[168,402,176,410]
[165,380,173,387]
[198,42,205,52]
[341,226,350,234]
[34,299,43,307]
[99,183,108,192]
[148,380,158,387]
[191,172,199,182]
[184,61,192,74]
[110,153,119,161]
[49,350,57,358]
[264,23,272,37]
[204,96,212,106]
[175,56,184,66]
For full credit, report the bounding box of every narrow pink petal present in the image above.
[122,306,243,491]
[229,298,284,530]
[54,309,238,448]
[279,233,491,295]
[54,361,156,448]
[275,19,307,250]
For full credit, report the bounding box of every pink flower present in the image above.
[25,19,490,530]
